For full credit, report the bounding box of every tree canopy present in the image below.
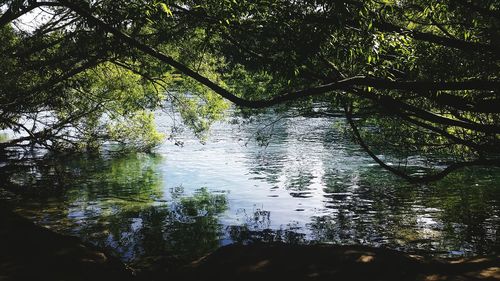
[1,0,499,182]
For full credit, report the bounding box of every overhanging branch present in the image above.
[344,104,500,183]
[56,0,500,108]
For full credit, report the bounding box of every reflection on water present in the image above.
[1,113,499,263]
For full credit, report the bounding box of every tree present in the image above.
[1,0,499,181]
[0,1,229,152]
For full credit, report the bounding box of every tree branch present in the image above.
[345,104,500,183]
[0,1,62,27]
[56,1,500,110]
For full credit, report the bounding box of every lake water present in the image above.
[1,111,499,263]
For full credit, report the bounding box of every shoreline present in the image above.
[1,207,498,281]
[0,206,134,281]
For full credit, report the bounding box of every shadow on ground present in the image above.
[1,207,498,281]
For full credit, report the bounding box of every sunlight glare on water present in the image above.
[2,111,500,262]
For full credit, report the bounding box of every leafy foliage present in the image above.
[1,0,499,180]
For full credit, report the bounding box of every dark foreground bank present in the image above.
[0,206,134,281]
[1,207,498,281]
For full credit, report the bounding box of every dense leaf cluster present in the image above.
[1,0,499,180]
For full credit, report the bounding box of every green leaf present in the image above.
[158,3,173,16]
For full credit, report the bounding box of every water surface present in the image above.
[1,112,499,262]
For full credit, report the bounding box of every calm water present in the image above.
[1,112,500,263]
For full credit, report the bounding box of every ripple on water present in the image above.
[2,113,500,261]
